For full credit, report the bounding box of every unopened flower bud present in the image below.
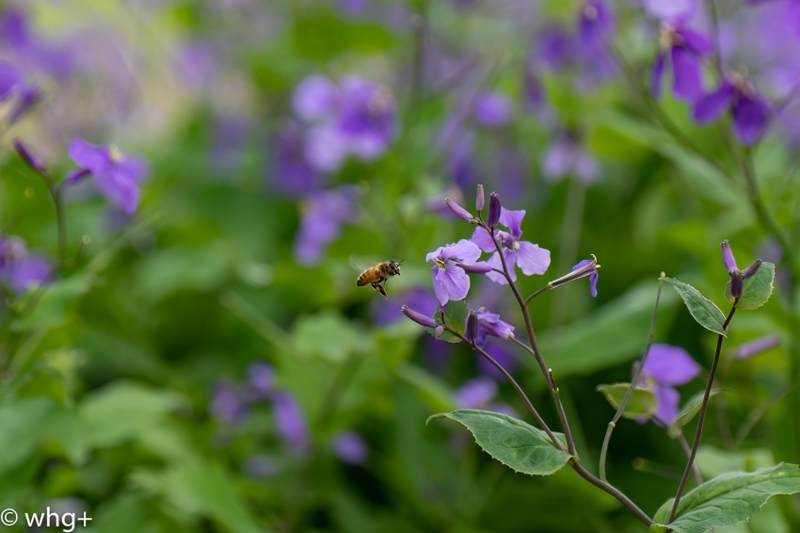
[445,197,474,222]
[730,270,743,299]
[13,138,46,174]
[742,259,762,279]
[401,305,437,328]
[475,184,485,211]
[721,240,737,273]
[456,261,493,274]
[735,334,780,360]
[65,168,92,184]
[466,311,478,344]
[487,192,502,227]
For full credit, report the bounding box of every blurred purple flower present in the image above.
[248,362,276,398]
[476,344,519,381]
[273,391,310,456]
[537,27,574,70]
[0,236,53,295]
[735,334,780,360]
[176,40,219,90]
[637,344,701,425]
[523,65,547,111]
[0,7,72,79]
[0,60,23,100]
[692,75,772,145]
[293,74,397,173]
[293,185,358,266]
[210,381,249,423]
[270,121,323,197]
[653,23,711,101]
[455,378,497,408]
[332,431,369,464]
[471,208,551,284]
[426,239,489,305]
[67,138,150,214]
[578,0,614,47]
[542,131,600,183]
[642,0,697,22]
[473,92,513,127]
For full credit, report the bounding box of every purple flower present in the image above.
[578,0,614,48]
[67,138,149,214]
[652,23,711,101]
[426,240,490,305]
[536,27,574,70]
[0,7,72,80]
[692,75,772,145]
[476,344,519,381]
[469,307,515,349]
[273,391,310,456]
[734,334,780,360]
[294,74,397,173]
[376,287,438,325]
[210,381,249,423]
[642,0,697,22]
[269,121,323,197]
[454,378,497,408]
[637,344,701,425]
[553,258,600,297]
[0,59,23,101]
[293,185,358,266]
[248,362,276,398]
[0,236,53,295]
[401,304,438,329]
[542,131,600,183]
[473,92,513,127]
[470,208,551,285]
[332,431,369,464]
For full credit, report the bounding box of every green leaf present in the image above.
[10,273,94,332]
[651,463,800,533]
[725,262,775,310]
[428,409,572,476]
[293,310,373,362]
[668,389,724,438]
[596,383,657,419]
[395,364,455,413]
[442,300,469,337]
[662,276,727,336]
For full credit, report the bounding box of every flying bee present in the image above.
[353,258,403,298]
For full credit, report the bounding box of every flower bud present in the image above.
[730,270,743,299]
[735,334,780,360]
[456,260,493,274]
[721,240,737,273]
[401,305,437,328]
[65,168,92,184]
[13,138,46,174]
[742,259,762,279]
[466,311,478,344]
[444,197,474,222]
[487,192,502,227]
[475,184,485,211]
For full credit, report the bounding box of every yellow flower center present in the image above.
[108,145,125,162]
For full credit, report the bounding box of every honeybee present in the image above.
[353,259,403,298]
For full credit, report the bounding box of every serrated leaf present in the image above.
[662,277,727,336]
[427,409,572,476]
[442,300,469,336]
[596,383,657,419]
[651,463,800,533]
[725,262,775,310]
[668,389,724,438]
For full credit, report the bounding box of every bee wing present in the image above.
[349,255,380,272]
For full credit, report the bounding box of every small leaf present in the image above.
[428,409,572,476]
[668,389,724,438]
[661,277,726,336]
[442,300,469,337]
[725,262,775,310]
[596,383,658,419]
[651,463,800,533]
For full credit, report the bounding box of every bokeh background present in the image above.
[0,0,798,531]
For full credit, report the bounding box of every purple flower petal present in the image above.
[654,385,680,425]
[304,124,349,173]
[642,343,701,386]
[441,239,482,263]
[67,138,108,170]
[483,252,508,285]
[332,431,369,464]
[473,92,513,127]
[733,94,771,145]
[676,28,712,55]
[470,226,497,252]
[498,208,525,239]
[651,52,666,99]
[516,241,551,276]
[692,81,735,123]
[8,253,52,294]
[642,0,697,22]
[433,264,471,304]
[273,392,310,456]
[454,378,497,408]
[670,46,705,101]
[292,74,340,121]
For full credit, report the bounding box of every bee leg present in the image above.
[371,282,388,298]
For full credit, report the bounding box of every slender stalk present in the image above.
[668,305,737,522]
[673,429,704,487]
[524,284,552,307]
[599,275,664,481]
[571,462,653,526]
[481,223,577,455]
[449,326,562,451]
